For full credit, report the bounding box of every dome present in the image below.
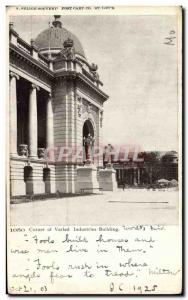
[34,16,86,59]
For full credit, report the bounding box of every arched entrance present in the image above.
[24,166,33,195]
[83,120,95,163]
[43,168,51,194]
[83,119,94,138]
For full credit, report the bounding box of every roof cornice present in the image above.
[54,70,108,101]
[10,43,54,78]
[10,44,109,101]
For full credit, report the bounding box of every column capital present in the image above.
[31,83,40,91]
[48,92,52,99]
[9,71,19,80]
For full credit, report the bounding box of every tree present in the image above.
[142,151,160,163]
[142,152,161,184]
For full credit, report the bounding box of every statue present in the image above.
[104,144,114,165]
[58,38,75,60]
[83,133,95,163]
[90,63,99,80]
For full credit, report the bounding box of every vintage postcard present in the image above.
[7,6,182,295]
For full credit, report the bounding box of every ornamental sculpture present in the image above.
[83,133,95,163]
[38,148,45,159]
[58,38,75,60]
[18,144,28,157]
[86,103,92,114]
[77,96,82,117]
[104,144,114,164]
[90,63,99,80]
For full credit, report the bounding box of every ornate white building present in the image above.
[9,16,109,196]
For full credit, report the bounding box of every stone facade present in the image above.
[98,163,117,191]
[9,17,109,197]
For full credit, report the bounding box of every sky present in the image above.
[11,14,179,151]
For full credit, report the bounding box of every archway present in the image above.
[43,168,51,194]
[83,120,95,163]
[24,166,33,195]
[83,119,94,138]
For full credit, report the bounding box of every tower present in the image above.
[9,16,108,196]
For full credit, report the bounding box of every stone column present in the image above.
[128,169,131,185]
[28,84,39,158]
[124,169,127,184]
[9,72,19,156]
[133,168,137,185]
[137,168,140,185]
[46,93,54,150]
